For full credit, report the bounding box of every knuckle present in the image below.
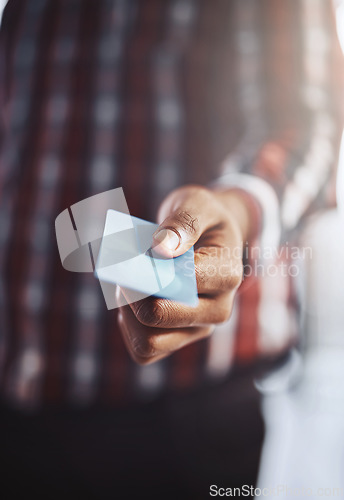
[173,210,199,236]
[194,263,207,290]
[218,259,243,291]
[214,311,229,324]
[132,356,152,366]
[135,299,167,327]
[228,261,243,289]
[129,335,157,361]
[213,298,234,324]
[196,254,243,293]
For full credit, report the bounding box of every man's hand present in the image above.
[117,185,253,365]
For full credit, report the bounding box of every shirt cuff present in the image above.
[212,172,281,251]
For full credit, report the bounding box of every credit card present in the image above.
[95,209,198,307]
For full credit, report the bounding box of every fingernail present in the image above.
[153,228,180,252]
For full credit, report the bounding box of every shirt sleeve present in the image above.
[215,0,344,246]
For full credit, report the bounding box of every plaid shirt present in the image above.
[0,0,343,410]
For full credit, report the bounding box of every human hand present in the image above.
[117,185,253,364]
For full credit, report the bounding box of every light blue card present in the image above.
[94,210,198,307]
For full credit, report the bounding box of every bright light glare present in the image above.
[0,0,8,26]
[335,2,344,215]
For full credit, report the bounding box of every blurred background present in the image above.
[256,3,344,496]
[0,0,344,498]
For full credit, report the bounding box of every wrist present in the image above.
[213,187,260,243]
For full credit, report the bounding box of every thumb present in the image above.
[151,188,217,258]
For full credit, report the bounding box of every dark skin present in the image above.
[117,185,253,365]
